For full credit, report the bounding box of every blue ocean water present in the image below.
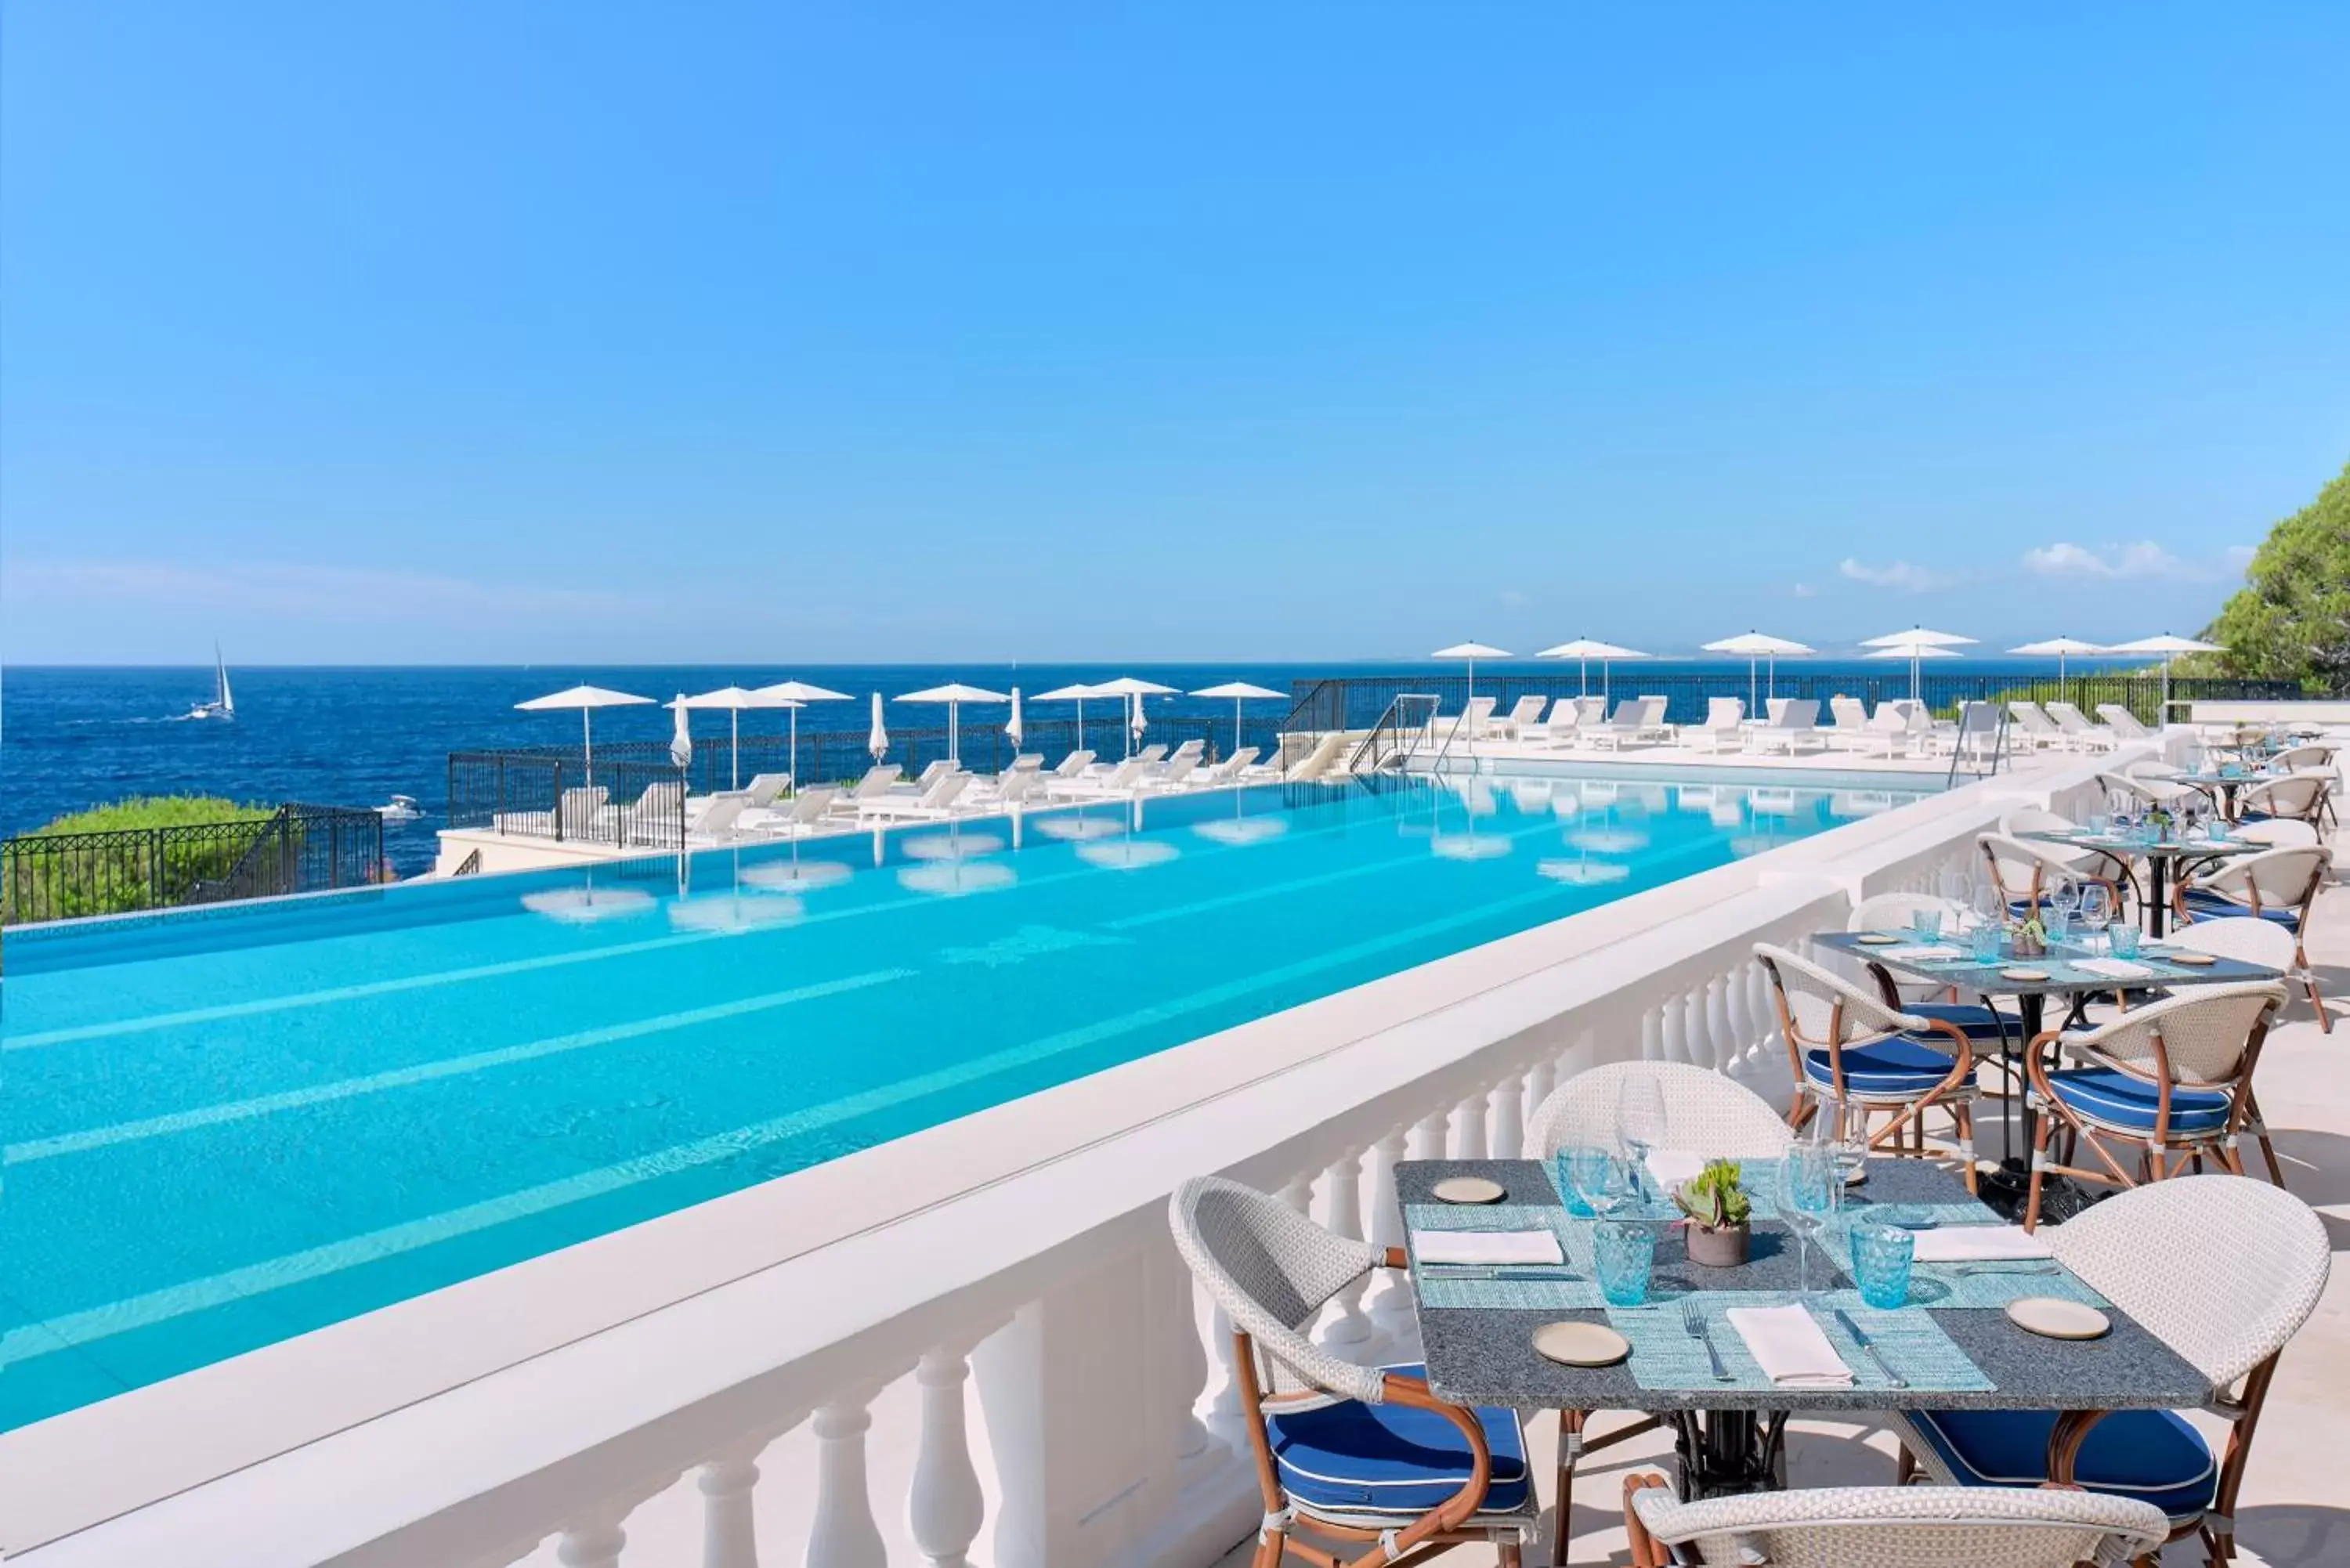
[0,765,1929,1428]
[0,660,2085,876]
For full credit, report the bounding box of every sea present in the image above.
[2,659,2094,877]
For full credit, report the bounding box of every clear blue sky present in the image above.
[4,3,2345,665]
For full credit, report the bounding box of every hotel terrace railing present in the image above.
[1282,671,2301,735]
[0,803,385,927]
[6,749,2143,1568]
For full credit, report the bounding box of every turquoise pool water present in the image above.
[0,769,1928,1428]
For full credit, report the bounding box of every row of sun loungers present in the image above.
[1451,693,1982,758]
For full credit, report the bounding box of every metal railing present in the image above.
[1282,671,2302,733]
[1347,693,1441,773]
[0,804,385,927]
[446,753,690,849]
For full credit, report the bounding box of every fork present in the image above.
[1947,1262,2059,1278]
[1681,1297,1732,1381]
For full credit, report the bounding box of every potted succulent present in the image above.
[2011,916,2047,959]
[1674,1158,1753,1267]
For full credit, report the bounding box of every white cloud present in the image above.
[1790,582,1818,599]
[1838,558,1954,593]
[2224,544,2258,570]
[2019,540,2232,581]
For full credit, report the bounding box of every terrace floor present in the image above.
[1217,830,2350,1568]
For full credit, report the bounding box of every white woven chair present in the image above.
[1754,944,1978,1188]
[1622,1477,2168,1567]
[2163,919,2298,1182]
[1846,894,2026,1052]
[2176,844,2332,1035]
[2236,768,2333,828]
[2022,981,2284,1227]
[1168,1177,1535,1568]
[1978,833,2131,924]
[1893,1175,2330,1566]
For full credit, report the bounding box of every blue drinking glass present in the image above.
[1593,1222,1655,1306]
[1553,1147,1596,1216]
[1849,1223,1915,1310]
[2108,921,2142,959]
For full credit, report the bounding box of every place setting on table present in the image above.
[1816,894,2282,1216]
[1397,1117,2210,1500]
[2015,797,2261,935]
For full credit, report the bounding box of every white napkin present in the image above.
[1880,944,1965,960]
[1412,1229,1564,1266]
[2074,957,2153,980]
[1723,1303,1854,1387]
[1645,1151,1709,1190]
[1910,1226,2056,1264]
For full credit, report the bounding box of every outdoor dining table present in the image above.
[1397,1156,2214,1505]
[2170,770,2283,821]
[2015,825,2263,936]
[1814,929,2282,1218]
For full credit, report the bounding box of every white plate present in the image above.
[1856,934,1900,945]
[1531,1321,1630,1367]
[1431,1176,1506,1205]
[2164,952,2218,966]
[2006,1296,2110,1340]
[2002,967,2050,983]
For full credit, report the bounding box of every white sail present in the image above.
[215,644,234,715]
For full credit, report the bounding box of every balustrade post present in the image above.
[1451,1091,1488,1160]
[1362,1126,1415,1354]
[1661,992,1687,1065]
[1202,1302,1249,1451]
[1490,1075,1524,1160]
[1705,977,1732,1075]
[1640,1003,1663,1064]
[700,1436,770,1568]
[909,1350,985,1568]
[559,1516,629,1568]
[1723,963,1754,1077]
[1315,1147,1374,1348]
[807,1396,888,1568]
[1524,1056,1556,1143]
[1409,1110,1448,1162]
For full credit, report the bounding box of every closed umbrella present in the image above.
[1701,632,1813,714]
[1006,688,1024,750]
[1090,677,1180,760]
[515,684,654,783]
[1432,642,1510,736]
[667,694,694,771]
[2102,634,2225,721]
[1535,638,1648,699]
[678,685,792,790]
[1190,681,1284,757]
[2008,637,2106,688]
[867,692,889,762]
[895,682,1011,766]
[754,679,853,788]
[1034,681,1105,762]
[1864,640,1961,703]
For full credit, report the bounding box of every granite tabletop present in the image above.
[1398,1158,2213,1413]
[1814,929,2280,996]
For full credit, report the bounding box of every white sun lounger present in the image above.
[1748,699,1824,754]
[2046,701,2117,750]
[1824,696,1871,750]
[1136,753,1201,792]
[859,771,971,822]
[1494,694,1547,739]
[2095,703,2155,740]
[739,772,794,808]
[1582,696,1668,751]
[1690,695,1745,753]
[1051,749,1097,779]
[1051,756,1152,797]
[2006,701,2066,750]
[826,764,905,816]
[1197,746,1261,786]
[743,785,841,837]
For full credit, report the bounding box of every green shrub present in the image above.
[4,796,278,925]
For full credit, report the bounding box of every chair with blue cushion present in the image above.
[1169,1176,1536,1568]
[1893,1174,2330,1567]
[1846,893,2023,1052]
[1979,832,2132,927]
[2175,844,2332,1035]
[1623,1476,2168,1567]
[1754,944,1979,1192]
[2022,981,2284,1229]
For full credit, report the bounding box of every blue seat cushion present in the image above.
[2045,1066,2234,1135]
[1908,1407,2216,1524]
[1802,1034,1956,1097]
[2183,889,2300,931]
[1907,1002,2022,1042]
[1265,1364,1529,1516]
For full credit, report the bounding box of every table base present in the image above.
[1670,1410,1788,1500]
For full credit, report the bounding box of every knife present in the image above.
[1833,1306,1907,1389]
[1420,1263,1580,1280]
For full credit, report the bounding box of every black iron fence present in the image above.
[0,804,386,927]
[1282,672,2304,734]
[446,754,690,848]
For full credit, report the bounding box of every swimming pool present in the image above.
[0,768,1929,1429]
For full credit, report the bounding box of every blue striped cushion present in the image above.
[1907,1002,2021,1041]
[2183,889,2300,930]
[1802,1035,1956,1097]
[1908,1407,2216,1524]
[1266,1364,1529,1516]
[2046,1066,2233,1135]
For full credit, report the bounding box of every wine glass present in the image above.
[2047,878,2080,945]
[1618,1075,1668,1205]
[1777,1140,1838,1295]
[2079,882,2112,940]
[1828,1096,1870,1190]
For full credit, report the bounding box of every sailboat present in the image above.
[186,643,236,721]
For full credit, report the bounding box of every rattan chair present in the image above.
[1755,943,1979,1189]
[1893,1175,2330,1566]
[1169,1176,1536,1568]
[1522,1063,1788,1563]
[2023,982,2283,1227]
[1979,833,2130,924]
[1622,1476,2168,1567]
[2235,769,2332,828]
[2161,918,2297,1183]
[1849,892,2023,1049]
[2175,844,2332,1034]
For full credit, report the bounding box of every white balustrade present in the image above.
[909,1351,985,1568]
[1362,1126,1415,1353]
[1451,1092,1488,1159]
[557,1517,629,1568]
[1314,1147,1374,1349]
[1490,1076,1524,1161]
[807,1396,888,1568]
[700,1438,771,1568]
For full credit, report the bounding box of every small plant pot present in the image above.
[1684,1221,1751,1269]
[2011,933,2045,959]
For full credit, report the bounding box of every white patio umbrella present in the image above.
[667,694,694,771]
[1433,642,1509,736]
[1535,638,1649,698]
[1090,677,1180,760]
[1864,640,1961,702]
[2008,637,2106,686]
[1005,688,1024,750]
[867,692,889,761]
[1860,627,1976,650]
[1701,633,1813,713]
[2103,634,2225,719]
[678,685,793,790]
[1190,681,1284,757]
[1033,681,1105,761]
[895,682,1010,765]
[515,684,654,780]
[754,679,853,786]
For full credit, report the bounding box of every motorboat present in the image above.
[375,795,425,822]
